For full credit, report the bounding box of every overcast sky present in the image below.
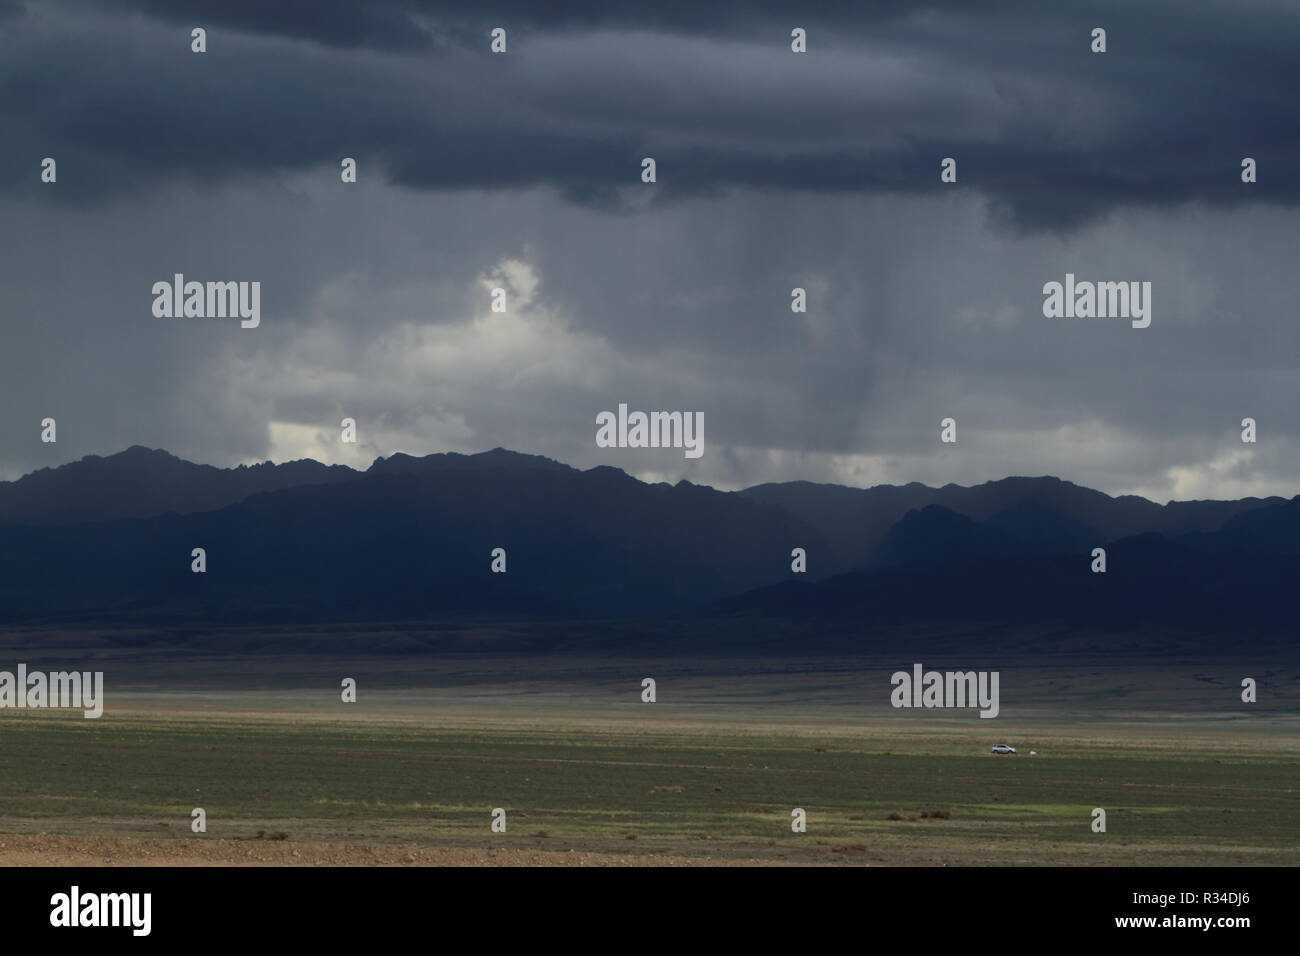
[2,0,1298,501]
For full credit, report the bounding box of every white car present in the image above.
[990,744,1016,754]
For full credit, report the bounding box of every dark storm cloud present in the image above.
[97,0,440,52]
[1,0,1296,227]
[91,1,1032,50]
[1,0,1298,504]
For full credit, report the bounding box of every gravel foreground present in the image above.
[0,835,793,867]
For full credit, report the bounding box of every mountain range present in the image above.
[0,446,1294,637]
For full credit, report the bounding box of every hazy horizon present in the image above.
[4,441,1296,507]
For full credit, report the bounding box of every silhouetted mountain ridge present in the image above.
[0,446,573,526]
[741,474,1284,566]
[720,495,1300,632]
[0,447,1293,632]
[0,446,356,526]
[0,454,822,622]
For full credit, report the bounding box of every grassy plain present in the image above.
[0,628,1295,865]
